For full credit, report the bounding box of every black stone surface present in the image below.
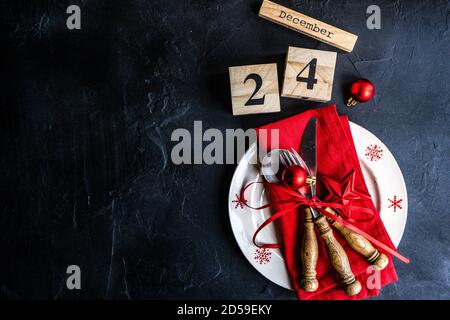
[1,0,449,299]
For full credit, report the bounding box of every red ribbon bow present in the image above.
[240,181,410,264]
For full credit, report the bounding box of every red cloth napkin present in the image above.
[257,105,398,300]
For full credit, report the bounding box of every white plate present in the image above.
[228,121,408,290]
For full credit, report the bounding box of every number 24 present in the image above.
[244,58,318,106]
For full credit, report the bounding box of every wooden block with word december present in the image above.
[229,63,281,116]
[282,47,337,102]
[259,0,358,53]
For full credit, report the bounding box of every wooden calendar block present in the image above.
[229,63,281,116]
[282,47,337,102]
[259,0,358,52]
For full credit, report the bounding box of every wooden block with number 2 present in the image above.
[229,63,281,116]
[282,47,337,102]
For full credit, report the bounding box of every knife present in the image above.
[324,207,389,270]
[300,117,362,296]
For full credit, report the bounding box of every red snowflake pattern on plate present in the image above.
[365,144,384,161]
[388,195,403,213]
[232,193,247,209]
[254,248,272,264]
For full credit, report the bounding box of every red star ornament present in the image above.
[320,170,372,218]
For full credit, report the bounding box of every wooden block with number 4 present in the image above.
[282,47,337,102]
[229,63,281,116]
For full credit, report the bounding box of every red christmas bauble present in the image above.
[282,165,308,189]
[347,79,375,106]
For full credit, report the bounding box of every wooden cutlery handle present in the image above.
[301,207,319,292]
[325,207,389,270]
[315,216,362,296]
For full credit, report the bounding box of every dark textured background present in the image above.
[1,0,449,299]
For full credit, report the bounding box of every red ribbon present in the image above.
[240,182,410,264]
